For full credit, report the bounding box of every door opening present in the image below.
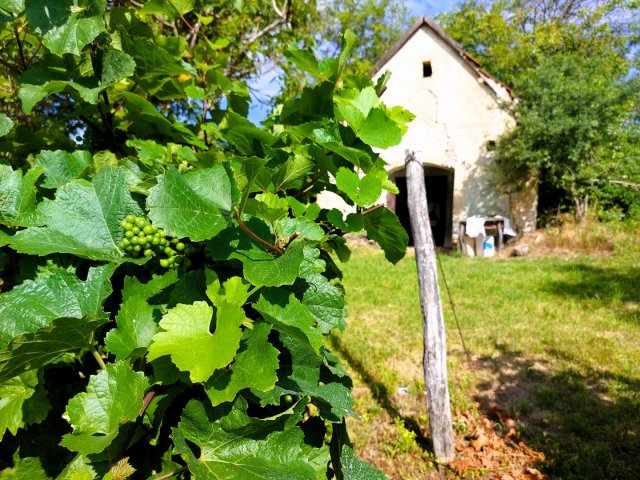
[393,166,454,248]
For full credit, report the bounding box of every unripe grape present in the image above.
[125,230,134,239]
[159,259,169,268]
[122,238,131,247]
[131,236,139,245]
[123,222,133,231]
[143,249,153,257]
[143,225,153,234]
[135,218,146,228]
[164,247,174,256]
[158,230,165,238]
[138,230,146,237]
[176,242,185,251]
[151,237,160,246]
[120,220,128,228]
[284,394,293,403]
[132,245,142,252]
[132,226,140,234]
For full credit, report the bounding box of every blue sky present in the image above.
[407,0,460,17]
[247,0,462,123]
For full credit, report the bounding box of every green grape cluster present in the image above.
[119,215,186,269]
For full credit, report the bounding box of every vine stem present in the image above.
[154,466,187,480]
[236,213,284,254]
[115,389,157,462]
[361,204,384,215]
[90,345,106,370]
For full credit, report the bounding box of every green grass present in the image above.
[332,245,640,479]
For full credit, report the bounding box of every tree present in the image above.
[0,2,411,478]
[438,0,640,220]
[0,0,408,156]
[497,51,638,219]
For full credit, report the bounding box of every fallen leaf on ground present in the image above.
[471,433,489,451]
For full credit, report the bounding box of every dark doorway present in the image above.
[393,167,454,248]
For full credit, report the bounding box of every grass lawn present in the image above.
[332,244,640,479]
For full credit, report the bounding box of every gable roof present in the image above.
[374,16,512,97]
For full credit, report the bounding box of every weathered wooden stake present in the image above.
[405,150,455,463]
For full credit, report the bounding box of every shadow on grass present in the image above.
[542,262,640,322]
[474,342,640,479]
[329,333,434,453]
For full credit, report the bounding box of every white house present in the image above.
[322,17,538,248]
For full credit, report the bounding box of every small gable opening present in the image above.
[422,61,433,78]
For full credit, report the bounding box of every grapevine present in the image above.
[0,3,411,479]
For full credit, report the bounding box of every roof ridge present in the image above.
[373,16,512,97]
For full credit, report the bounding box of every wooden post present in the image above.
[405,150,455,463]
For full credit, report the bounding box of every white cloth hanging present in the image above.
[465,215,486,238]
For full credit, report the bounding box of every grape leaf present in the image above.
[335,166,385,208]
[220,112,277,155]
[271,153,314,192]
[167,270,207,307]
[209,221,305,287]
[254,288,323,353]
[0,263,115,349]
[7,166,143,260]
[289,121,372,169]
[147,166,237,242]
[0,0,24,16]
[244,193,289,225]
[0,371,38,441]
[126,139,169,166]
[61,361,149,455]
[146,302,244,383]
[205,322,279,406]
[275,217,325,241]
[254,334,353,422]
[205,272,253,307]
[231,155,268,195]
[121,270,179,303]
[171,398,318,479]
[357,108,405,149]
[363,207,408,264]
[334,87,379,132]
[95,47,136,85]
[105,271,180,360]
[284,44,322,80]
[0,164,43,227]
[0,457,49,480]
[295,273,346,333]
[327,209,364,233]
[18,62,101,114]
[33,150,91,189]
[0,113,14,137]
[341,445,387,479]
[243,240,305,287]
[25,0,106,56]
[55,455,97,480]
[0,316,108,383]
[104,297,157,361]
[121,93,204,147]
[121,35,194,78]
